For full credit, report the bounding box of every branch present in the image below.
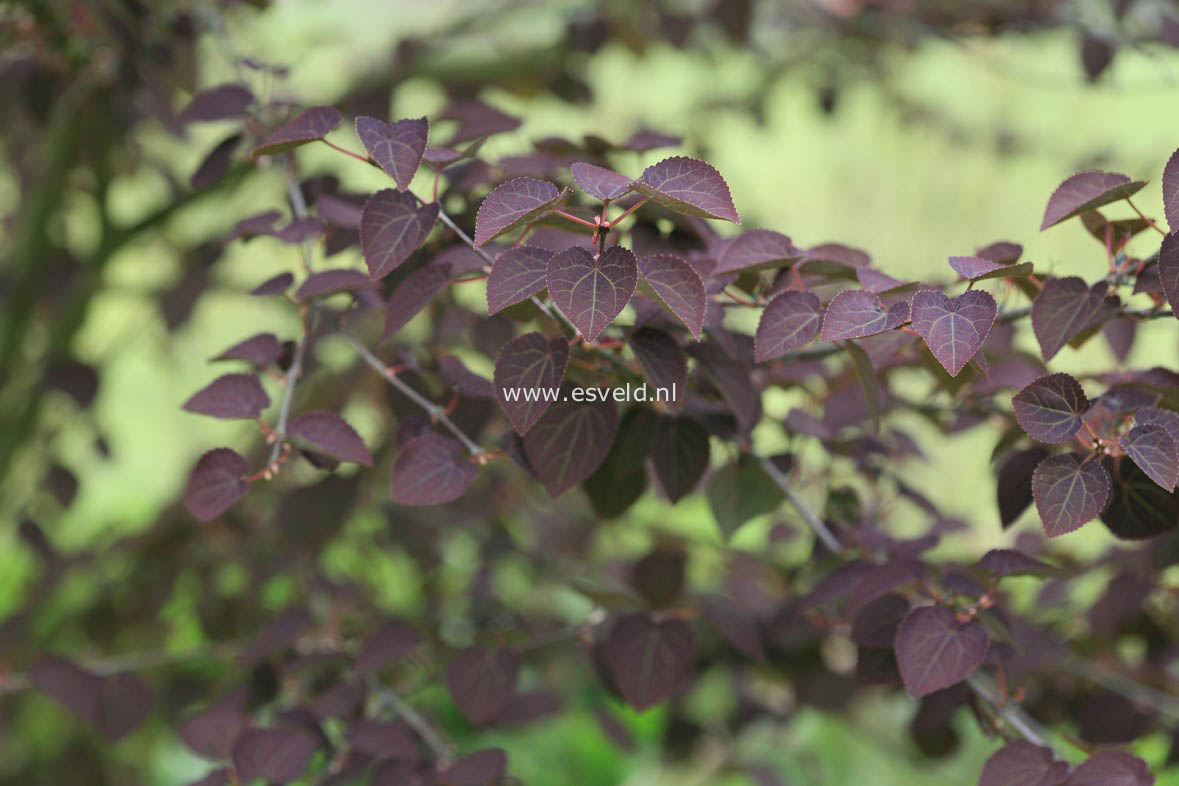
[1061,653,1179,722]
[370,682,455,761]
[756,455,842,553]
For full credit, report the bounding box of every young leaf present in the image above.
[1064,752,1153,786]
[287,411,373,466]
[651,416,710,503]
[1040,170,1147,230]
[637,253,706,339]
[295,269,377,301]
[474,177,570,246]
[715,229,802,274]
[707,455,782,537]
[232,727,318,785]
[382,262,451,339]
[183,374,270,419]
[909,289,997,377]
[213,333,283,366]
[754,290,823,362]
[1119,425,1179,491]
[547,245,637,342]
[604,613,695,710]
[486,246,553,314]
[894,605,989,698]
[996,447,1050,527]
[522,392,618,497]
[820,290,909,341]
[444,647,520,726]
[1012,374,1090,443]
[570,161,632,200]
[355,116,428,191]
[184,448,249,521]
[359,189,439,280]
[493,332,569,435]
[178,84,253,124]
[389,434,478,506]
[978,741,1070,786]
[629,327,686,410]
[631,156,740,223]
[1163,148,1179,231]
[252,106,342,157]
[1032,454,1111,537]
[1031,277,1113,361]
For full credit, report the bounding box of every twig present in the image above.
[756,455,842,553]
[269,319,310,464]
[966,673,1050,747]
[371,683,455,760]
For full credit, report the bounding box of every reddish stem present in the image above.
[1125,197,1168,236]
[606,197,650,229]
[319,138,372,164]
[552,209,597,229]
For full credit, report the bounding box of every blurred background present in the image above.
[3,1,1179,784]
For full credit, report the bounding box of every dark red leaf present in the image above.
[701,595,765,662]
[523,391,618,497]
[651,415,710,503]
[183,374,269,419]
[1033,454,1111,537]
[819,290,909,342]
[1080,33,1115,81]
[441,748,509,786]
[850,594,909,648]
[355,619,421,673]
[629,327,685,411]
[909,289,996,377]
[976,241,1023,264]
[978,549,1054,577]
[715,229,802,274]
[754,290,823,362]
[894,605,989,698]
[486,246,553,314]
[178,84,253,123]
[803,243,871,272]
[1040,171,1147,230]
[180,708,249,760]
[1164,149,1179,231]
[439,356,494,399]
[1032,277,1114,361]
[1012,373,1090,443]
[345,719,420,760]
[997,447,1050,527]
[287,411,372,466]
[979,740,1070,786]
[191,133,242,189]
[295,269,377,301]
[856,267,908,292]
[355,116,428,191]
[29,657,152,741]
[253,106,342,157]
[547,245,637,341]
[383,262,450,339]
[604,613,695,710]
[493,332,569,435]
[184,448,250,521]
[251,272,294,296]
[359,190,439,280]
[390,434,478,506]
[570,161,632,200]
[444,647,520,726]
[632,156,740,223]
[232,727,318,785]
[1101,455,1179,539]
[213,333,283,366]
[474,177,570,246]
[948,255,1033,282]
[689,341,758,433]
[637,253,706,339]
[1064,751,1153,786]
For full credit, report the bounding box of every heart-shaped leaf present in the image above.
[214,333,284,366]
[295,269,377,301]
[355,116,428,191]
[894,605,989,698]
[820,290,909,342]
[359,189,439,280]
[390,434,478,506]
[288,411,373,466]
[570,161,632,200]
[637,253,706,339]
[979,741,1070,786]
[651,416,710,503]
[184,448,249,521]
[909,289,997,376]
[474,177,569,246]
[1012,373,1090,443]
[715,229,802,274]
[252,106,342,157]
[444,647,520,726]
[1064,752,1153,786]
[232,727,318,785]
[1031,277,1114,361]
[494,332,569,435]
[1032,453,1111,537]
[1120,424,1179,491]
[383,262,451,339]
[629,327,685,411]
[754,290,822,362]
[183,374,270,419]
[631,156,740,223]
[486,246,553,314]
[604,613,695,710]
[523,391,618,497]
[1040,170,1147,230]
[547,245,637,342]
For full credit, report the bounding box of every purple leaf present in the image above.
[948,255,1033,282]
[690,342,758,433]
[1164,149,1179,231]
[976,241,1023,264]
[909,289,997,377]
[850,594,909,648]
[486,246,553,314]
[273,217,326,244]
[820,290,909,342]
[252,106,342,157]
[287,411,372,466]
[1101,455,1179,539]
[1040,170,1147,230]
[605,613,695,710]
[180,708,249,760]
[295,269,377,301]
[625,129,682,152]
[359,190,439,280]
[651,416,710,503]
[493,332,569,435]
[856,267,908,292]
[214,333,283,366]
[637,253,706,339]
[187,770,230,786]
[978,549,1054,577]
[443,748,509,786]
[1064,752,1154,786]
[571,161,633,200]
[803,243,871,272]
[547,245,637,342]
[631,156,740,223]
[389,434,478,506]
[439,99,521,145]
[523,391,618,497]
[1012,373,1090,443]
[997,447,1049,527]
[1157,231,1179,317]
[251,272,294,296]
[1136,406,1179,444]
[979,741,1070,786]
[191,133,242,189]
[29,657,153,741]
[439,356,493,399]
[382,263,451,339]
[1033,454,1111,537]
[355,116,428,191]
[715,229,802,274]
[345,719,420,759]
[629,327,686,411]
[231,210,282,239]
[894,605,989,698]
[184,449,250,521]
[754,290,823,362]
[1032,277,1114,361]
[1120,424,1179,491]
[474,177,570,246]
[355,619,421,673]
[183,374,270,419]
[232,727,318,785]
[178,84,253,123]
[444,647,520,726]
